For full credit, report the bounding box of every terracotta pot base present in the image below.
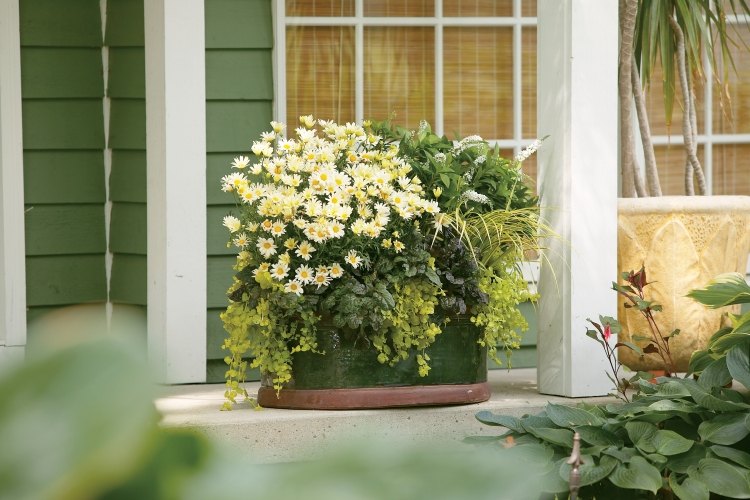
[257,382,491,410]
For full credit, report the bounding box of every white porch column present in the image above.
[0,0,27,370]
[145,0,207,383]
[536,0,618,397]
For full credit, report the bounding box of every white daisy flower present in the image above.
[300,115,315,128]
[295,241,316,261]
[329,262,344,278]
[284,280,304,296]
[222,215,241,233]
[256,237,277,258]
[231,156,250,169]
[313,272,332,288]
[295,264,314,284]
[270,220,286,237]
[345,250,362,269]
[232,232,250,249]
[271,261,289,281]
[270,121,285,133]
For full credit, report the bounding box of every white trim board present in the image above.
[145,0,207,383]
[0,0,27,353]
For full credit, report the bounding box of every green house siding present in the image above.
[20,0,108,324]
[205,0,275,382]
[106,0,147,312]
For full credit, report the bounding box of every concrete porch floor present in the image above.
[156,368,616,463]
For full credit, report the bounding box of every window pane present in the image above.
[653,145,705,195]
[444,28,513,139]
[286,0,354,16]
[364,28,435,128]
[364,0,433,17]
[443,0,512,17]
[712,23,750,134]
[521,0,536,17]
[713,144,750,195]
[286,26,355,125]
[643,62,705,136]
[522,27,536,138]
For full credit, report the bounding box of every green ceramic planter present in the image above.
[257,316,490,409]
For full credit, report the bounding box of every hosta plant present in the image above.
[219,117,542,409]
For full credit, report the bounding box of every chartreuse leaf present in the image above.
[652,430,694,456]
[698,413,750,445]
[710,445,750,469]
[727,343,750,390]
[545,403,605,427]
[474,411,524,432]
[558,454,618,487]
[689,458,750,498]
[608,456,662,494]
[669,474,710,500]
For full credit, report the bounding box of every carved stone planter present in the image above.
[257,316,490,410]
[617,196,750,371]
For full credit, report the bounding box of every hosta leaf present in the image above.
[687,272,750,308]
[625,421,657,451]
[680,379,750,412]
[474,411,524,433]
[545,403,604,428]
[669,474,709,500]
[559,454,618,487]
[652,429,694,456]
[608,456,662,494]
[689,458,750,498]
[698,356,732,390]
[524,427,575,449]
[667,444,708,474]
[602,446,639,463]
[647,399,699,414]
[651,380,692,398]
[573,426,623,447]
[710,445,750,469]
[698,413,750,445]
[727,343,750,390]
[712,332,750,354]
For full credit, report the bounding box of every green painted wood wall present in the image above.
[20,0,108,330]
[205,0,275,381]
[105,0,148,334]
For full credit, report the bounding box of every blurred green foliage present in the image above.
[0,336,545,500]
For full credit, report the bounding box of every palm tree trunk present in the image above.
[668,15,707,195]
[631,57,662,196]
[619,0,644,198]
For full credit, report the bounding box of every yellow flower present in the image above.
[381,238,392,249]
[284,238,297,250]
[296,241,316,261]
[433,187,442,198]
[393,240,405,253]
[270,121,284,133]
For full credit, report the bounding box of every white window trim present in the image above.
[0,0,27,363]
[272,0,539,157]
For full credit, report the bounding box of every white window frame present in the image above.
[272,0,539,157]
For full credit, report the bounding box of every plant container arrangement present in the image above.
[617,0,750,371]
[218,116,543,410]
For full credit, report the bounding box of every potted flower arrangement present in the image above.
[219,116,543,410]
